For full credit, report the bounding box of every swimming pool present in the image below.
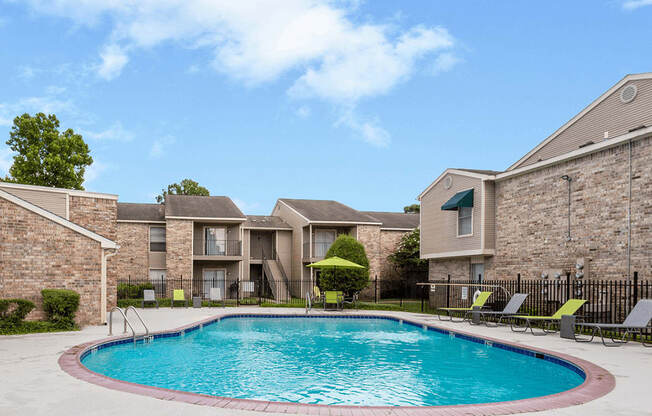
[81,315,585,407]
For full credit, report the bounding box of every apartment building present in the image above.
[419,73,652,282]
[0,182,119,325]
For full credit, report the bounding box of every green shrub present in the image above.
[41,289,80,329]
[117,282,154,299]
[319,235,370,295]
[0,298,35,330]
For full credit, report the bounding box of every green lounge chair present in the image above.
[511,299,586,335]
[324,291,343,311]
[438,291,493,321]
[171,289,188,308]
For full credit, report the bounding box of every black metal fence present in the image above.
[117,272,650,326]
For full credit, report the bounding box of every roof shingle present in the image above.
[363,211,419,229]
[117,203,165,221]
[279,199,380,223]
[164,195,245,219]
[243,215,292,229]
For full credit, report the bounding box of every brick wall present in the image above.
[115,222,149,280]
[0,197,104,325]
[356,225,381,280]
[429,258,470,281]
[492,136,652,280]
[378,230,408,281]
[166,219,193,287]
[69,195,118,309]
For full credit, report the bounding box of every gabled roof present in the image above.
[165,195,245,220]
[243,215,292,230]
[418,168,497,200]
[0,188,118,249]
[278,199,381,224]
[362,211,419,230]
[0,180,118,200]
[117,203,165,222]
[508,72,652,170]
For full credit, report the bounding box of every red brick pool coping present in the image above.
[59,312,615,416]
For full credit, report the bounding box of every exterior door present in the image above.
[314,230,336,257]
[205,227,226,255]
[202,269,226,298]
[471,263,484,283]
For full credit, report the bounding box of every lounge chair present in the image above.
[324,291,343,311]
[171,289,188,308]
[209,287,225,308]
[141,289,159,308]
[510,299,586,335]
[464,293,528,326]
[312,286,323,304]
[438,291,493,321]
[574,299,652,347]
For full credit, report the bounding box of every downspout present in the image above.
[101,248,119,324]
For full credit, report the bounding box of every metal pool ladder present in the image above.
[109,306,151,344]
[305,291,312,313]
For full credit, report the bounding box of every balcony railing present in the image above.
[193,238,242,256]
[302,241,334,259]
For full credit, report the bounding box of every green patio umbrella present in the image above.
[306,256,365,270]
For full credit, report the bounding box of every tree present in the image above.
[156,178,209,203]
[4,113,93,190]
[318,234,370,294]
[403,203,420,213]
[388,228,427,274]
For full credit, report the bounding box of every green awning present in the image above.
[441,189,474,211]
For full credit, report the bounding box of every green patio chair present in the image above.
[324,291,343,311]
[510,299,586,335]
[438,291,493,322]
[171,289,188,308]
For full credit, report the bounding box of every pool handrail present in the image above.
[125,305,150,337]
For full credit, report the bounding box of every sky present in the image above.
[0,1,651,214]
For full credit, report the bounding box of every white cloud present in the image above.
[186,64,200,74]
[20,1,457,146]
[295,105,311,118]
[0,95,77,127]
[0,147,14,176]
[80,122,135,142]
[97,44,129,80]
[17,65,38,80]
[149,135,175,158]
[622,0,652,10]
[337,109,390,147]
[83,160,108,184]
[431,52,461,75]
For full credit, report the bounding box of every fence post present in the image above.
[446,274,451,308]
[421,282,425,313]
[517,273,521,293]
[374,275,378,303]
[633,271,639,306]
[566,272,571,301]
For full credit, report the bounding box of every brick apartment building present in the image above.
[419,73,652,282]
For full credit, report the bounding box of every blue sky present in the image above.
[0,1,651,214]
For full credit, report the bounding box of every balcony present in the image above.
[193,237,242,259]
[302,241,334,260]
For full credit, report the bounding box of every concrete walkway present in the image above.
[0,307,650,416]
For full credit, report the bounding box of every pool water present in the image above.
[82,317,584,406]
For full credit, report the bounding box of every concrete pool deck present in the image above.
[0,307,649,416]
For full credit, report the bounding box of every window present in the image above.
[458,206,472,236]
[150,226,166,252]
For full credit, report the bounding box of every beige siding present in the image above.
[272,202,308,280]
[420,173,482,256]
[518,79,652,168]
[0,186,67,218]
[276,230,292,278]
[192,222,241,255]
[483,181,496,250]
[242,229,250,281]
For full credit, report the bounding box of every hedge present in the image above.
[41,289,80,329]
[0,299,35,331]
[117,282,154,299]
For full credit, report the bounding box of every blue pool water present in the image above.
[82,317,584,406]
